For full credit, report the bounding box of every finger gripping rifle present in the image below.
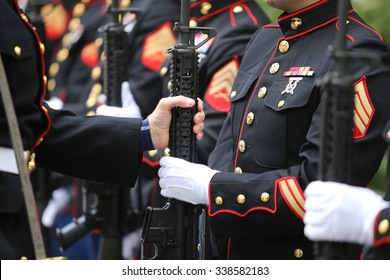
[315,0,380,259]
[141,0,216,260]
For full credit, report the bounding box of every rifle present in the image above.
[56,1,141,259]
[315,0,380,259]
[140,0,216,260]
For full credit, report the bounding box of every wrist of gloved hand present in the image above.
[304,181,390,246]
[158,156,219,206]
[96,81,142,118]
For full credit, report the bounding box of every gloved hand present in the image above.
[304,181,390,246]
[44,96,64,110]
[158,156,219,205]
[122,227,142,260]
[96,81,142,118]
[41,186,72,228]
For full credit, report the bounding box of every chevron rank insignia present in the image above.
[353,77,375,139]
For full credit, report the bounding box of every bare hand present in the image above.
[148,97,205,149]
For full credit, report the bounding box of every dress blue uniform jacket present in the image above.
[207,0,390,259]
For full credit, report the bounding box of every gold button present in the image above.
[43,75,47,85]
[239,140,246,153]
[378,219,389,235]
[21,13,29,23]
[120,0,130,7]
[164,148,170,156]
[215,196,223,206]
[62,34,71,46]
[57,48,69,62]
[47,79,56,91]
[237,194,246,204]
[234,167,242,174]
[14,46,22,57]
[94,37,103,48]
[230,90,237,99]
[49,62,59,76]
[260,192,270,202]
[258,87,267,99]
[73,3,86,17]
[233,5,243,13]
[148,149,158,157]
[91,67,101,81]
[91,83,102,95]
[40,42,45,54]
[200,2,212,15]
[279,40,289,53]
[86,111,96,116]
[294,249,303,258]
[387,129,390,140]
[28,153,36,173]
[291,17,302,30]
[160,66,168,76]
[270,63,280,74]
[190,20,198,27]
[278,100,285,108]
[246,112,254,125]
[68,18,81,31]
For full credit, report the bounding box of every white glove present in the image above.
[122,227,142,260]
[96,81,142,118]
[41,187,72,228]
[44,97,64,110]
[158,156,219,206]
[304,181,390,246]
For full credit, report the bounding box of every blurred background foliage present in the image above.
[254,0,389,193]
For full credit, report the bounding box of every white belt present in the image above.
[0,146,30,174]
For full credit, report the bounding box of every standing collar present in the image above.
[277,0,353,39]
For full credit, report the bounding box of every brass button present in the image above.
[234,167,242,174]
[190,20,198,27]
[270,63,280,74]
[91,67,101,81]
[160,66,168,76]
[94,37,103,48]
[294,249,303,258]
[230,90,237,99]
[258,87,267,99]
[278,100,285,108]
[260,192,270,202]
[387,129,390,140]
[47,79,56,91]
[57,48,69,62]
[86,111,96,116]
[279,40,289,53]
[291,17,302,30]
[43,75,47,85]
[62,34,71,46]
[28,153,36,173]
[68,18,81,31]
[20,13,29,23]
[246,112,254,125]
[215,196,223,206]
[14,46,22,57]
[164,148,170,156]
[39,42,45,54]
[91,83,102,95]
[237,194,246,204]
[378,219,389,235]
[73,3,86,17]
[239,140,246,153]
[167,80,173,92]
[233,5,243,13]
[120,0,130,7]
[148,149,158,157]
[200,2,212,15]
[49,62,59,77]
